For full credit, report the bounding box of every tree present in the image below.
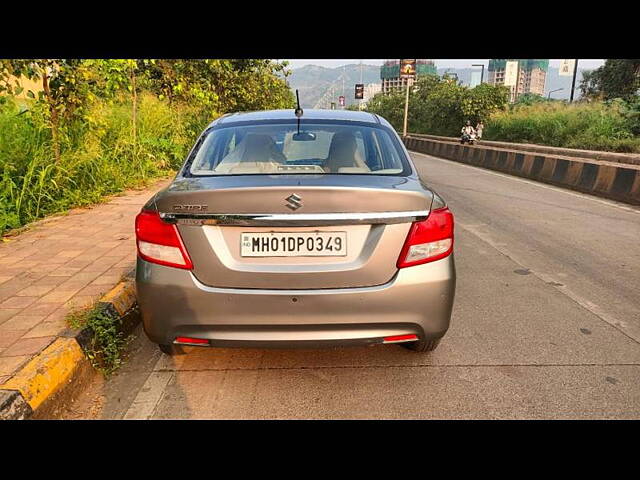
[139,59,294,114]
[420,76,466,134]
[84,59,140,143]
[0,59,104,163]
[463,83,510,123]
[579,69,603,100]
[1,59,295,163]
[365,89,406,131]
[580,59,640,101]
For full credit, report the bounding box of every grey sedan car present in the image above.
[135,109,456,355]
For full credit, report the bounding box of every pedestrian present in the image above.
[475,121,484,140]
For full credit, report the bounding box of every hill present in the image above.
[287,63,380,108]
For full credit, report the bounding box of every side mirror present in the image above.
[292,131,316,141]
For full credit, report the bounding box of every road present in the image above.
[54,151,640,419]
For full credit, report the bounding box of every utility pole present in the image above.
[342,65,346,109]
[515,60,521,103]
[402,77,412,137]
[359,60,363,110]
[570,59,579,102]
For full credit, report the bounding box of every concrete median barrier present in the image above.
[406,133,640,167]
[404,136,640,205]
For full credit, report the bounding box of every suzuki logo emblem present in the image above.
[285,194,303,211]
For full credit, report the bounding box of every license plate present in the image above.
[240,232,347,257]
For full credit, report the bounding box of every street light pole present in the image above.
[472,64,485,84]
[548,88,563,99]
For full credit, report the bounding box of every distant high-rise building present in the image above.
[488,59,549,101]
[380,60,437,94]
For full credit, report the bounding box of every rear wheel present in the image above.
[158,343,184,356]
[402,338,441,352]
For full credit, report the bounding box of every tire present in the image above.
[402,338,441,353]
[158,343,184,356]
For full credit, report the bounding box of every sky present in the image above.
[284,59,606,70]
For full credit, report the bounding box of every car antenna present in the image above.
[294,89,303,135]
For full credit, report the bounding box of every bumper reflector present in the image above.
[383,334,418,344]
[174,336,209,345]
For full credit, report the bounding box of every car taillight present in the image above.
[383,334,418,343]
[135,210,193,270]
[175,336,209,345]
[397,207,454,268]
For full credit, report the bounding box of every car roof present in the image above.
[210,109,384,128]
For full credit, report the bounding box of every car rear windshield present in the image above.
[188,123,410,176]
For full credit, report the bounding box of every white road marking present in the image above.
[123,354,173,420]
[410,151,640,215]
[457,220,640,344]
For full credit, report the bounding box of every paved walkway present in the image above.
[0,179,170,384]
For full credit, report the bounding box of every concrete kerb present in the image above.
[404,136,640,205]
[0,271,139,420]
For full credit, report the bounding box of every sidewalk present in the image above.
[0,179,170,385]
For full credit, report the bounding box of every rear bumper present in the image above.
[136,255,456,347]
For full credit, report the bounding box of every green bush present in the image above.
[484,100,640,153]
[0,93,209,236]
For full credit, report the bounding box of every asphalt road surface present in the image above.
[55,151,640,420]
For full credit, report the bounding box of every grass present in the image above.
[67,303,129,376]
[485,101,640,153]
[0,92,209,236]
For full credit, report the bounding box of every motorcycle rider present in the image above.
[461,120,476,137]
[461,120,476,144]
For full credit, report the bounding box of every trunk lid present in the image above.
[154,175,432,289]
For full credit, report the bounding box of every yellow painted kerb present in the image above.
[1,338,87,411]
[100,281,136,316]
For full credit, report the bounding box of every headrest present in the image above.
[241,134,278,163]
